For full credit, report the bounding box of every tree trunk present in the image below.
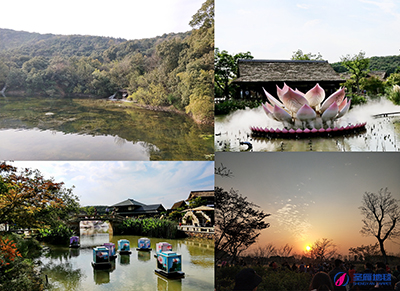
[378,239,387,264]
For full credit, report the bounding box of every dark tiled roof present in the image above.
[234,59,344,83]
[111,199,146,207]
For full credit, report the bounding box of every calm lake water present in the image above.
[40,233,214,291]
[0,96,214,160]
[215,98,400,152]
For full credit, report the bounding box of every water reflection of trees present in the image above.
[0,96,213,160]
[185,238,214,268]
[42,262,85,291]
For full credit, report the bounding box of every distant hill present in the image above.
[0,28,56,51]
[0,28,190,61]
[331,55,400,75]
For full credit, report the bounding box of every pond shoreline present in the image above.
[4,90,214,125]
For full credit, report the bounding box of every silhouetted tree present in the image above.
[359,187,400,264]
[215,187,270,262]
[348,243,380,261]
[309,238,337,263]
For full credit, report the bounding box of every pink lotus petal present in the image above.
[263,87,284,108]
[305,83,325,108]
[276,83,290,100]
[275,128,282,133]
[262,103,275,120]
[319,128,325,133]
[296,104,317,121]
[303,128,311,134]
[311,128,318,133]
[337,99,351,118]
[296,128,303,133]
[339,127,345,131]
[281,87,309,113]
[350,125,355,129]
[273,105,293,123]
[266,102,275,112]
[282,128,288,134]
[270,128,275,133]
[321,102,339,121]
[264,128,270,133]
[289,129,296,134]
[338,97,348,111]
[332,127,339,131]
[294,88,305,96]
[326,128,332,132]
[320,87,346,113]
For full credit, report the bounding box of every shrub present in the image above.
[0,234,44,291]
[348,93,367,107]
[114,217,184,238]
[215,99,262,115]
[388,85,400,105]
[36,224,74,245]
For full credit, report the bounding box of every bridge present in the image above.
[67,214,126,235]
[373,111,400,118]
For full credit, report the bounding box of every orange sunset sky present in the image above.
[215,152,400,256]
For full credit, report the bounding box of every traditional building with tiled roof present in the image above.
[233,59,345,100]
[111,199,165,217]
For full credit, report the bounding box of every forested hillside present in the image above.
[0,0,214,124]
[331,55,400,74]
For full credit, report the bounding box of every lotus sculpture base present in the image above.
[251,122,366,139]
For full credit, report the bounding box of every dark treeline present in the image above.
[331,55,400,74]
[0,0,214,124]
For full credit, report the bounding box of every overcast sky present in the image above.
[10,161,214,209]
[216,0,400,63]
[215,152,400,256]
[0,0,205,39]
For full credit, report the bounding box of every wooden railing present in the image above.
[178,225,214,233]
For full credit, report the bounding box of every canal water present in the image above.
[40,233,214,291]
[0,96,214,160]
[215,98,400,152]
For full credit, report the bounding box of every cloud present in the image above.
[10,161,214,208]
[297,3,310,9]
[274,203,312,241]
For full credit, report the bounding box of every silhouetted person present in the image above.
[233,268,262,291]
[328,259,346,291]
[310,271,334,291]
[359,262,375,290]
[375,262,394,290]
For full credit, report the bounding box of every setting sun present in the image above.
[305,245,311,252]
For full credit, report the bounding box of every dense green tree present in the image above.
[0,59,9,89]
[340,51,370,93]
[386,72,400,87]
[214,48,253,98]
[176,0,214,123]
[360,75,385,95]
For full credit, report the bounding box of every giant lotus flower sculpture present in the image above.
[262,83,350,129]
[251,83,366,137]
